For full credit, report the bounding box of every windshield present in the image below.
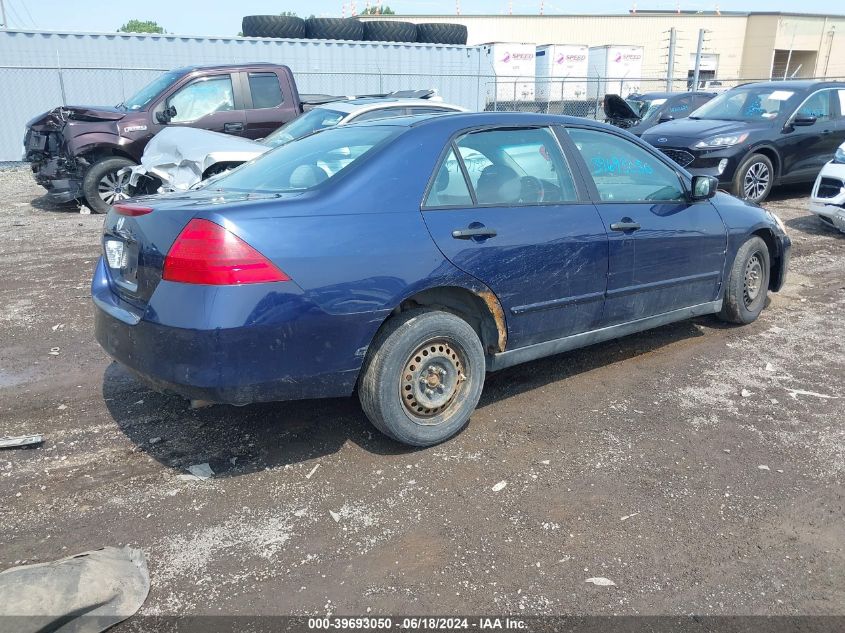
[263,107,346,148]
[206,125,397,194]
[625,97,666,119]
[690,87,798,121]
[122,70,183,111]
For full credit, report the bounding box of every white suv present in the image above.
[809,141,845,233]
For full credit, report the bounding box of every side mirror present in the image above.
[658,113,674,123]
[792,115,817,127]
[156,105,177,124]
[691,175,718,201]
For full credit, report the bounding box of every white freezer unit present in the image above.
[535,45,589,101]
[483,42,536,104]
[587,45,644,100]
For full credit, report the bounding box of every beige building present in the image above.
[362,11,845,81]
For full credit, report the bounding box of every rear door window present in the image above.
[248,72,284,109]
[423,148,474,208]
[455,127,578,205]
[797,90,832,122]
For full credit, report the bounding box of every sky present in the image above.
[1,1,838,36]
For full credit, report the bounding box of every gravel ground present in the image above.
[0,166,843,621]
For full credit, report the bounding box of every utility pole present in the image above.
[1,0,7,29]
[822,27,835,77]
[666,27,677,92]
[783,25,796,79]
[692,28,705,91]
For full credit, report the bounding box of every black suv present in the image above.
[641,80,845,203]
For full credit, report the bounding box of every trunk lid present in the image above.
[101,190,301,307]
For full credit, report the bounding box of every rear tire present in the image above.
[732,153,774,204]
[358,309,485,447]
[82,157,138,214]
[718,236,770,324]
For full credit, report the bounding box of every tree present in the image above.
[361,5,395,14]
[118,19,165,34]
[280,11,297,16]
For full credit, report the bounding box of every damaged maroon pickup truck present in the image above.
[24,62,315,213]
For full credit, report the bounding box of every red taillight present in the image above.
[114,203,153,216]
[162,219,290,285]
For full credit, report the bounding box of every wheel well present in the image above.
[751,147,780,180]
[80,148,136,169]
[394,286,507,356]
[751,228,782,290]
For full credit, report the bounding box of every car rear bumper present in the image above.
[92,258,379,405]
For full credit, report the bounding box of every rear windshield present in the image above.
[206,125,397,194]
[690,87,799,121]
[263,107,346,148]
[123,70,183,110]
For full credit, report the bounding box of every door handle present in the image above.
[451,227,497,240]
[610,220,641,232]
[224,122,244,132]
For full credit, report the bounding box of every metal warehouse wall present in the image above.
[0,29,490,161]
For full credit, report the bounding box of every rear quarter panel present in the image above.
[195,125,494,368]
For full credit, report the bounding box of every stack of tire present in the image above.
[241,15,467,45]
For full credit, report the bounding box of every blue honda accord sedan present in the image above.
[93,112,791,446]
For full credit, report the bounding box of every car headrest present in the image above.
[289,164,328,189]
[435,165,450,192]
[476,164,520,204]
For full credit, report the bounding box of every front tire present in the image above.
[82,157,138,214]
[718,236,770,324]
[732,153,774,204]
[358,309,486,447]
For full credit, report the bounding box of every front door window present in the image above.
[168,75,235,123]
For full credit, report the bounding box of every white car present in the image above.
[129,97,466,192]
[809,141,845,233]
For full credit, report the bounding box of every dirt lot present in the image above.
[0,165,843,620]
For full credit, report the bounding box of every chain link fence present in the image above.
[2,64,843,161]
